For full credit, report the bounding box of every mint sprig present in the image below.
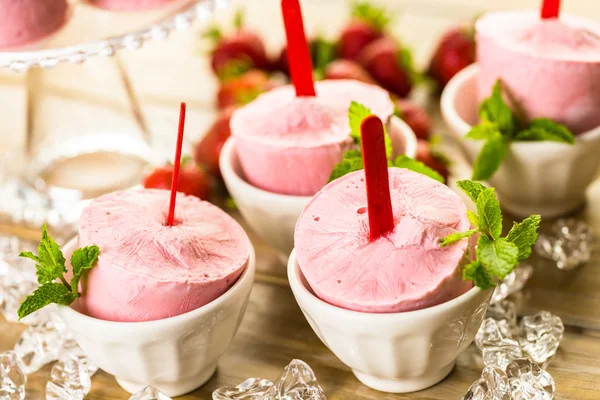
[467,80,575,181]
[440,180,541,290]
[329,101,442,182]
[18,225,100,320]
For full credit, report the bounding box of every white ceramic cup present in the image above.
[441,64,600,218]
[58,237,256,397]
[287,250,491,393]
[219,116,417,260]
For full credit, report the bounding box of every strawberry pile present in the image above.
[145,3,475,196]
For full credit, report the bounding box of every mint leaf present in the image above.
[329,150,364,182]
[348,101,372,144]
[23,225,66,285]
[466,121,500,140]
[457,180,487,203]
[477,236,519,280]
[17,283,77,320]
[392,155,444,183]
[506,214,541,261]
[515,118,575,145]
[467,210,479,228]
[463,260,495,290]
[70,246,100,294]
[479,80,517,135]
[472,132,506,181]
[476,188,502,239]
[440,229,477,247]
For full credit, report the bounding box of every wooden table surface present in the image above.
[2,198,600,400]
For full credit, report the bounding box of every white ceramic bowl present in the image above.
[58,238,256,397]
[288,250,491,393]
[219,116,417,260]
[441,64,600,218]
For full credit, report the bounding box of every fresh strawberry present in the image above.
[416,139,449,183]
[194,108,235,177]
[358,37,416,98]
[205,10,269,80]
[324,59,376,84]
[143,161,211,200]
[216,70,272,110]
[275,37,337,79]
[338,2,391,60]
[427,26,475,90]
[395,99,432,140]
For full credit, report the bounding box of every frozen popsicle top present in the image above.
[476,10,600,133]
[76,188,250,322]
[230,79,395,196]
[476,10,600,62]
[294,168,473,313]
[231,79,394,147]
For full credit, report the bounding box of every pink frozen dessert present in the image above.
[477,10,600,134]
[75,188,250,322]
[230,79,395,196]
[0,0,69,50]
[88,0,182,11]
[295,168,472,313]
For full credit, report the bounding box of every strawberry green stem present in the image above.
[360,115,394,241]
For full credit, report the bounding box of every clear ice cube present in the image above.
[0,351,27,400]
[60,339,98,377]
[128,386,172,400]
[45,356,91,400]
[462,366,510,400]
[14,317,66,374]
[506,358,555,400]
[518,312,564,366]
[535,219,592,271]
[212,360,326,400]
[492,264,534,304]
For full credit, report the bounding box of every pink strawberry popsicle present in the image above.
[75,188,250,322]
[0,0,69,50]
[230,79,395,196]
[294,168,472,313]
[476,10,600,134]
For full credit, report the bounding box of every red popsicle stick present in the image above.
[167,102,187,227]
[361,115,394,241]
[281,0,316,97]
[540,0,561,19]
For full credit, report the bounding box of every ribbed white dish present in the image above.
[58,237,256,397]
[219,116,417,261]
[441,64,600,218]
[288,250,491,393]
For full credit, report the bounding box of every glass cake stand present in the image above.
[0,0,228,234]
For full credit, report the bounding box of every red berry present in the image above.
[194,108,234,177]
[143,163,211,200]
[358,37,413,98]
[427,27,475,89]
[416,140,449,183]
[395,99,432,141]
[211,31,269,79]
[338,21,382,61]
[216,70,272,110]
[324,59,376,84]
